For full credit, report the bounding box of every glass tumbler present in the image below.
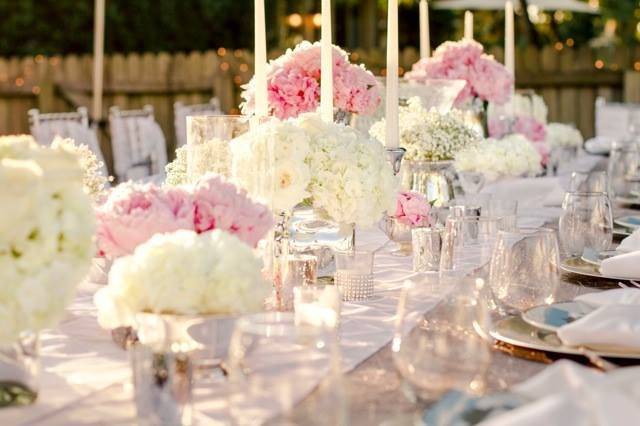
[607,142,639,199]
[412,227,443,272]
[186,115,249,183]
[334,250,375,301]
[558,192,613,257]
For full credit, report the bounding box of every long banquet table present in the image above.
[2,153,631,426]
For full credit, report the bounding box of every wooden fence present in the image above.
[0,45,638,172]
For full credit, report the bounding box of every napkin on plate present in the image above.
[600,251,640,279]
[617,227,640,252]
[575,288,640,307]
[556,305,640,351]
[481,360,640,426]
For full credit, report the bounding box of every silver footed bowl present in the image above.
[379,216,420,256]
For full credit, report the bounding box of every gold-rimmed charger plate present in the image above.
[560,256,637,282]
[490,316,640,360]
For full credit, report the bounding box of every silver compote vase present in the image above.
[401,160,455,207]
[0,332,39,407]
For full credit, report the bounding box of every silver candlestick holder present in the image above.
[385,147,406,176]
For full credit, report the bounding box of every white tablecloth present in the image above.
[0,153,602,425]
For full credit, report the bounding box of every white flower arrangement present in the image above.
[94,229,269,329]
[50,136,109,200]
[546,123,584,148]
[454,134,542,181]
[231,113,397,227]
[0,135,95,344]
[165,137,231,186]
[369,97,480,162]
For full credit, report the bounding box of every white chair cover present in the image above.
[173,98,222,148]
[109,109,168,182]
[595,98,637,140]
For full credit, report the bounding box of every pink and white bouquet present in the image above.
[241,41,381,119]
[394,191,433,226]
[96,174,273,258]
[405,40,513,107]
[489,116,550,165]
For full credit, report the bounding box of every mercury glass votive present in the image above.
[334,250,375,301]
[278,254,319,310]
[294,285,341,329]
[412,227,443,273]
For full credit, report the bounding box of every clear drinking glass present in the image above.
[412,227,443,273]
[186,115,250,183]
[294,285,341,328]
[569,171,608,193]
[558,192,613,257]
[392,278,492,401]
[489,228,561,314]
[458,171,486,195]
[439,216,504,283]
[334,250,375,301]
[487,199,518,231]
[607,142,639,199]
[227,313,346,426]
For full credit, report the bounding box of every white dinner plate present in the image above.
[522,301,594,332]
[560,257,638,281]
[491,316,640,359]
[614,215,640,230]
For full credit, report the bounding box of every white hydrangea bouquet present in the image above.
[165,137,231,186]
[454,134,542,181]
[546,123,583,149]
[94,230,269,330]
[0,135,95,344]
[369,97,480,162]
[231,113,398,228]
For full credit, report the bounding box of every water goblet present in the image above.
[607,142,639,199]
[558,192,613,257]
[569,171,608,193]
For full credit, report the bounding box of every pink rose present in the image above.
[395,191,432,226]
[193,174,273,248]
[96,183,195,258]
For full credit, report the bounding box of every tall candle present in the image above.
[385,0,399,149]
[505,1,515,76]
[321,0,334,123]
[92,0,105,122]
[419,0,430,59]
[254,0,268,118]
[464,11,474,40]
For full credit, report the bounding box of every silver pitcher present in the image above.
[400,160,455,207]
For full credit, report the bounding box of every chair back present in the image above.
[595,97,639,140]
[109,105,168,182]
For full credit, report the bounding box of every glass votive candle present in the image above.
[293,285,341,328]
[412,227,443,272]
[278,254,319,310]
[334,250,375,301]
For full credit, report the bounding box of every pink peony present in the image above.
[193,175,273,248]
[96,175,273,258]
[96,183,195,258]
[488,116,550,166]
[512,116,546,142]
[394,191,433,226]
[242,41,381,119]
[405,39,513,107]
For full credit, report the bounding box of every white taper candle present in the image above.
[419,0,430,59]
[464,11,474,40]
[385,0,399,149]
[321,0,334,123]
[505,1,515,77]
[254,0,268,118]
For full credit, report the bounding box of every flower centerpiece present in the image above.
[51,136,110,201]
[369,97,480,206]
[0,135,95,405]
[380,191,434,256]
[454,134,542,182]
[546,123,583,149]
[405,39,513,135]
[165,137,231,186]
[241,41,381,120]
[96,174,273,258]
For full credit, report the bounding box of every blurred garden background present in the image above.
[0,0,638,169]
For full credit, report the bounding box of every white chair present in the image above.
[28,107,108,176]
[173,98,222,148]
[109,105,168,183]
[595,97,639,140]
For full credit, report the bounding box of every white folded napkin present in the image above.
[585,136,614,155]
[556,305,640,351]
[482,360,640,426]
[600,251,640,279]
[617,228,640,252]
[575,288,640,307]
